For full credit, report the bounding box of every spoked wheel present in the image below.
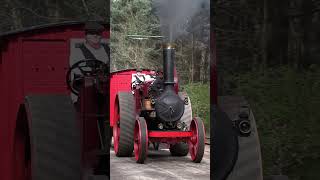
[113,92,135,157]
[189,117,205,163]
[134,117,148,164]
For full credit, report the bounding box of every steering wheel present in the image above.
[66,59,107,96]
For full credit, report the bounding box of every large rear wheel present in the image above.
[113,92,135,157]
[14,107,31,180]
[23,95,81,180]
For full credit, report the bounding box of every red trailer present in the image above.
[0,21,110,180]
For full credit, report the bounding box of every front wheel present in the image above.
[134,117,148,164]
[189,117,205,163]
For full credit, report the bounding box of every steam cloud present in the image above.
[152,0,209,42]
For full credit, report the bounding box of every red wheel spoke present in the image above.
[188,117,205,163]
[134,117,148,163]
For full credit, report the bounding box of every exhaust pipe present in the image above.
[162,43,176,87]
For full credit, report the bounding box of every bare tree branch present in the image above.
[12,7,72,21]
[81,0,90,17]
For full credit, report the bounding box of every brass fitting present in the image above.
[144,99,152,110]
[162,43,176,49]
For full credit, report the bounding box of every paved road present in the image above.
[110,144,210,180]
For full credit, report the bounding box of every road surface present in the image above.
[110,144,210,180]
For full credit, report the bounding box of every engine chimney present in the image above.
[162,43,175,87]
[155,43,184,123]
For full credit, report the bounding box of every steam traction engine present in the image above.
[111,43,205,163]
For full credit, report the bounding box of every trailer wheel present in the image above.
[170,142,189,156]
[113,92,135,157]
[189,117,205,163]
[23,95,81,180]
[134,117,148,164]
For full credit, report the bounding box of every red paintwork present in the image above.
[112,91,121,154]
[109,69,140,127]
[148,131,193,144]
[109,69,179,128]
[0,22,109,180]
[148,131,193,138]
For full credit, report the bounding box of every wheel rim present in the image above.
[134,120,140,161]
[134,118,148,163]
[189,120,199,161]
[113,101,120,154]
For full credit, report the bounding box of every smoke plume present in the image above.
[152,0,209,42]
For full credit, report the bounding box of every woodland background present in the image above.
[213,0,320,179]
[0,0,319,180]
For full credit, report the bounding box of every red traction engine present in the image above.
[111,43,205,163]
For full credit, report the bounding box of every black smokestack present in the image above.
[162,43,175,86]
[156,43,185,123]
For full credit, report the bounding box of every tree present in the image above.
[0,0,109,32]
[111,0,161,71]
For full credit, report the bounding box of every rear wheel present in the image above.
[23,95,81,180]
[152,142,160,150]
[13,108,31,180]
[170,142,189,156]
[189,117,205,163]
[134,117,148,164]
[113,92,135,157]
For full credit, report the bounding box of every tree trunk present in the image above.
[261,0,268,73]
[191,33,194,83]
[302,0,313,68]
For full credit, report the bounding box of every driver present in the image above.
[70,21,110,65]
[69,21,110,102]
